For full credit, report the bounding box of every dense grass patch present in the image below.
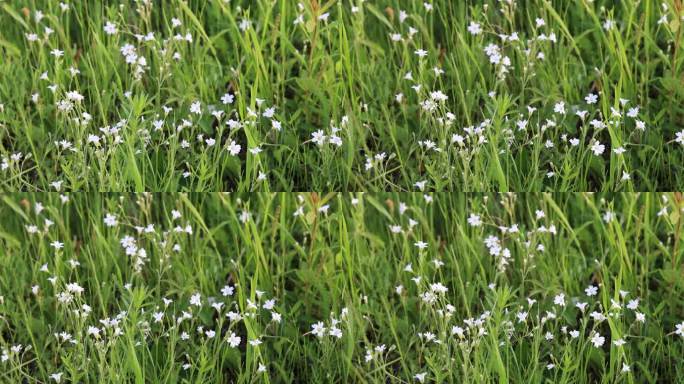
[0,1,682,191]
[0,192,683,382]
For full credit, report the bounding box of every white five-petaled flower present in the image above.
[467,21,482,35]
[311,321,326,338]
[104,213,118,227]
[585,285,598,296]
[227,140,241,156]
[591,141,605,156]
[190,101,201,115]
[467,213,482,227]
[104,21,118,35]
[591,332,605,348]
[226,332,241,347]
[675,321,684,337]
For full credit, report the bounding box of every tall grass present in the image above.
[0,0,682,191]
[0,192,682,382]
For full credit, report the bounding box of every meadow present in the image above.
[0,0,683,191]
[0,192,683,383]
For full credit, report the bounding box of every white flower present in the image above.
[585,93,598,104]
[190,101,201,115]
[675,130,684,145]
[591,332,605,347]
[467,213,482,227]
[227,140,241,156]
[190,293,201,307]
[414,372,427,383]
[311,321,326,338]
[635,312,645,323]
[311,130,327,146]
[221,285,234,296]
[50,373,63,383]
[104,21,118,35]
[104,213,118,227]
[554,101,566,115]
[591,141,605,156]
[554,293,565,307]
[675,321,684,337]
[221,93,234,104]
[467,21,482,35]
[329,327,343,338]
[585,285,598,296]
[627,299,639,310]
[226,332,241,347]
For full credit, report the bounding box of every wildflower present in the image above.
[414,372,427,383]
[190,293,201,307]
[104,21,118,35]
[227,332,241,347]
[554,293,565,307]
[591,332,605,347]
[627,299,639,310]
[414,49,428,58]
[226,140,241,156]
[311,321,326,338]
[329,327,343,338]
[675,130,684,145]
[591,141,605,156]
[585,93,598,104]
[190,101,201,115]
[675,321,684,337]
[467,214,482,227]
[221,285,234,296]
[311,130,327,146]
[468,21,482,35]
[104,213,118,227]
[585,285,598,296]
[516,311,528,323]
[554,101,566,115]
